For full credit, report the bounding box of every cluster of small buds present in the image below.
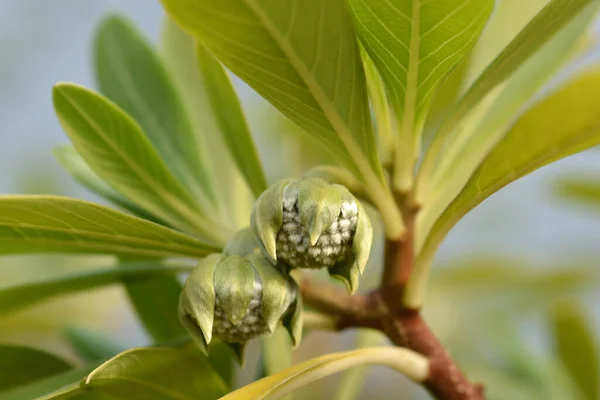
[212,280,269,343]
[277,190,358,268]
[251,177,373,294]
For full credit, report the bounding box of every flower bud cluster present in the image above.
[181,177,372,360]
[252,178,372,294]
[180,253,301,361]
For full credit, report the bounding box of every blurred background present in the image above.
[2,1,600,399]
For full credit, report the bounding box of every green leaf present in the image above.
[461,0,550,90]
[0,195,218,257]
[333,331,384,400]
[1,344,231,400]
[0,262,189,316]
[415,1,598,253]
[196,43,267,198]
[161,0,376,177]
[458,0,593,111]
[433,261,599,295]
[94,15,216,211]
[53,145,161,223]
[0,363,100,400]
[0,345,72,392]
[160,0,406,239]
[409,68,600,308]
[262,326,294,374]
[262,327,294,400]
[421,58,468,145]
[550,301,599,400]
[129,279,186,343]
[423,0,595,174]
[430,260,600,314]
[52,83,228,244]
[117,255,187,343]
[554,176,600,211]
[467,363,577,400]
[264,111,340,175]
[64,326,126,363]
[361,48,395,168]
[206,341,236,389]
[160,18,253,230]
[221,347,428,400]
[348,0,494,190]
[43,348,228,400]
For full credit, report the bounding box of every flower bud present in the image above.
[179,252,302,362]
[223,227,258,257]
[251,177,372,294]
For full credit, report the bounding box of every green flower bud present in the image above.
[179,252,302,362]
[223,227,258,257]
[251,177,373,294]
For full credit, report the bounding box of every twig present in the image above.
[300,279,484,399]
[298,189,485,400]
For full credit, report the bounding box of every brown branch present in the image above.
[298,191,485,400]
[380,191,418,309]
[298,276,378,318]
[300,279,484,400]
[383,310,484,400]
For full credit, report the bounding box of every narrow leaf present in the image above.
[409,68,600,308]
[430,260,600,317]
[131,279,187,343]
[433,261,599,296]
[262,326,294,374]
[118,255,187,343]
[0,363,100,400]
[53,145,160,223]
[348,0,494,189]
[52,83,228,243]
[64,326,126,363]
[555,176,600,211]
[261,327,294,400]
[424,0,595,173]
[458,0,593,113]
[0,195,218,257]
[81,348,228,399]
[1,344,230,400]
[196,43,267,198]
[333,331,384,400]
[0,346,71,392]
[550,301,599,400]
[0,262,188,316]
[221,347,428,400]
[362,49,395,168]
[206,341,236,389]
[461,0,550,90]
[160,18,253,230]
[94,15,217,210]
[421,59,468,145]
